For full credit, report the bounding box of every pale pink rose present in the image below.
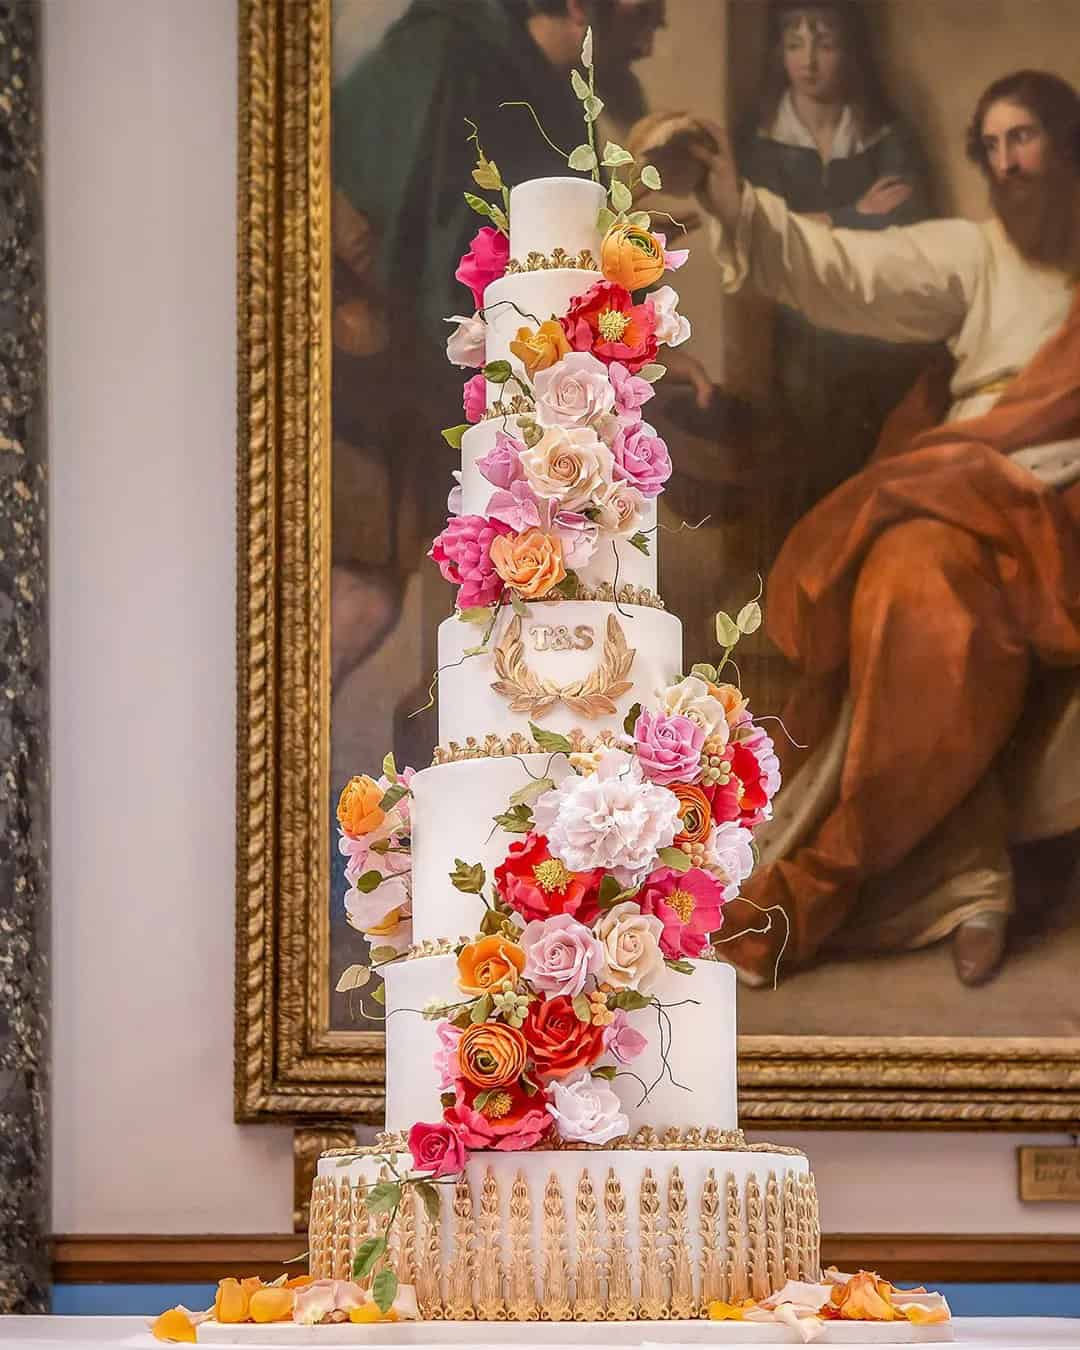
[633,708,705,786]
[476,431,525,489]
[455,226,509,309]
[444,312,486,368]
[592,480,645,537]
[408,1120,468,1178]
[705,820,756,900]
[608,360,655,423]
[547,507,599,570]
[521,914,605,997]
[533,351,615,430]
[649,284,691,347]
[603,1009,648,1063]
[612,421,672,498]
[463,373,487,424]
[595,900,665,993]
[655,232,689,270]
[433,1022,462,1090]
[547,1070,629,1145]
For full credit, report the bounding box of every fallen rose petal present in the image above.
[293,1279,338,1325]
[213,1276,260,1323]
[248,1287,296,1323]
[150,1308,197,1343]
[774,1304,827,1343]
[392,1283,420,1320]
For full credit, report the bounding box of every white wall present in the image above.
[44,0,1079,1238]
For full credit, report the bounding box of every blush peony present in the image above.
[608,360,655,422]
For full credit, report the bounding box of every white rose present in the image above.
[650,285,691,347]
[444,313,486,368]
[519,424,614,512]
[659,675,729,741]
[548,1070,629,1145]
[533,351,616,429]
[592,480,645,537]
[705,821,755,900]
[344,872,413,953]
[595,901,665,993]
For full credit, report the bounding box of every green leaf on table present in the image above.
[335,964,371,993]
[640,363,666,382]
[640,164,662,191]
[352,1235,387,1280]
[628,532,650,556]
[372,1267,399,1314]
[364,1181,401,1215]
[450,859,486,894]
[601,141,634,168]
[415,1181,442,1226]
[736,600,762,635]
[715,610,741,648]
[610,177,632,213]
[571,69,590,100]
[572,993,593,1023]
[568,143,598,173]
[441,423,469,449]
[657,846,691,872]
[355,870,384,894]
[529,722,572,753]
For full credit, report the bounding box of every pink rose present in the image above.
[633,708,705,786]
[603,1009,648,1063]
[463,373,487,424]
[486,479,542,534]
[608,361,655,423]
[433,1021,462,1090]
[476,431,525,489]
[637,866,725,958]
[612,421,672,498]
[533,351,615,430]
[455,226,509,309]
[521,914,605,998]
[428,513,511,609]
[407,1120,469,1178]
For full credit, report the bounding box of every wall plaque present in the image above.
[1018,1146,1080,1202]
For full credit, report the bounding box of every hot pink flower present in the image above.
[476,431,525,489]
[608,361,655,423]
[428,513,511,609]
[455,226,509,309]
[612,421,672,498]
[561,281,659,372]
[444,1080,553,1151]
[407,1120,469,1178]
[463,373,487,424]
[637,865,725,958]
[633,708,705,786]
[702,732,781,830]
[603,1009,648,1063]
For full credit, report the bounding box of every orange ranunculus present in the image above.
[214,1276,263,1324]
[489,528,566,599]
[509,320,571,377]
[457,934,526,995]
[671,782,713,845]
[337,774,385,838]
[458,1020,529,1087]
[600,222,666,290]
[830,1271,902,1321]
[151,1308,197,1343]
[249,1287,297,1323]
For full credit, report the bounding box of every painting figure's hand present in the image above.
[855,175,912,217]
[686,119,741,232]
[662,347,714,410]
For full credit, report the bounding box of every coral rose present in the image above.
[600,222,666,290]
[458,1021,529,1088]
[456,935,526,996]
[509,319,571,377]
[445,1079,552,1150]
[407,1120,469,1178]
[336,775,385,838]
[455,226,509,309]
[494,832,603,925]
[561,281,658,372]
[522,994,606,1079]
[489,527,566,599]
[671,782,713,845]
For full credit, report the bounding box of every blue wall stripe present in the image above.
[52,1282,1080,1318]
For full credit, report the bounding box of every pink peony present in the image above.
[429,513,511,609]
[521,913,605,998]
[476,431,525,489]
[608,360,655,423]
[603,1009,648,1063]
[455,226,509,309]
[633,708,705,786]
[463,373,487,424]
[433,1021,462,1090]
[637,865,725,957]
[612,421,672,498]
[407,1120,469,1178]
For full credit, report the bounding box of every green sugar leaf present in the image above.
[450,859,486,894]
[715,610,741,648]
[470,993,494,1024]
[608,989,652,1012]
[690,662,719,683]
[583,95,604,123]
[371,982,386,1006]
[591,1064,618,1080]
[335,964,370,993]
[372,1268,398,1314]
[601,141,634,168]
[363,1181,401,1216]
[568,143,598,173]
[458,605,495,626]
[628,531,650,556]
[381,750,397,782]
[483,359,513,384]
[572,993,593,1024]
[369,946,399,965]
[379,783,409,811]
[664,958,695,975]
[628,211,652,229]
[415,1181,442,1226]
[464,191,493,218]
[640,164,662,191]
[623,701,642,736]
[570,69,589,100]
[596,206,617,234]
[508,776,554,808]
[639,363,666,383]
[352,1235,387,1280]
[529,722,572,753]
[737,600,762,635]
[657,846,692,873]
[610,177,633,213]
[441,423,469,449]
[355,870,384,894]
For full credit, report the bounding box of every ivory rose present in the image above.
[547,1069,630,1145]
[600,221,667,290]
[489,527,566,598]
[519,424,614,511]
[595,900,665,993]
[509,319,571,377]
[458,1021,529,1088]
[444,312,486,368]
[455,226,508,308]
[456,934,526,995]
[592,480,646,537]
[521,913,605,997]
[533,351,615,429]
[659,675,729,740]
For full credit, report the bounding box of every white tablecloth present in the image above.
[2,1317,1079,1349]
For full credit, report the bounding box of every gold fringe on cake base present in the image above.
[308,1164,820,1321]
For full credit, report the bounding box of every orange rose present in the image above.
[600,222,666,290]
[706,680,749,728]
[671,783,713,845]
[457,935,526,995]
[509,319,571,377]
[458,1020,528,1087]
[490,528,566,599]
[337,774,385,838]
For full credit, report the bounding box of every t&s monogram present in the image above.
[529,623,595,653]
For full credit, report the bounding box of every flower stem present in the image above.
[499,101,569,162]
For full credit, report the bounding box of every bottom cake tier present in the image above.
[310,1134,819,1322]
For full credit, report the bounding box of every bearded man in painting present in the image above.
[665,70,1080,988]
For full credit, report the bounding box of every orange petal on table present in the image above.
[151,1308,197,1343]
[249,1288,296,1323]
[707,1298,756,1321]
[904,1305,949,1325]
[284,1275,314,1288]
[214,1277,254,1323]
[350,1303,399,1323]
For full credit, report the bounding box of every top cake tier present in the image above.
[505,176,607,265]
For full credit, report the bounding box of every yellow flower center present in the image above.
[533,858,570,893]
[597,308,630,342]
[482,1091,513,1119]
[666,888,696,923]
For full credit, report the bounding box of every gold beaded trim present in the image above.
[532,581,664,609]
[481,394,534,420]
[505,247,598,274]
[320,1127,805,1160]
[432,727,629,765]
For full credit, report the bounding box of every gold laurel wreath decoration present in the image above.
[490,613,636,720]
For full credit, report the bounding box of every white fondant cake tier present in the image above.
[506,176,606,262]
[459,419,658,594]
[311,1143,817,1319]
[437,600,682,745]
[383,953,737,1136]
[482,268,602,406]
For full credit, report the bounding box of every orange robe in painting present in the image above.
[736,290,1080,969]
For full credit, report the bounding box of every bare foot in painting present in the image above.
[951,910,1008,987]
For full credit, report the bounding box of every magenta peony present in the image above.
[463,373,487,424]
[455,226,509,309]
[637,865,725,958]
[612,421,672,498]
[407,1120,469,1178]
[633,708,705,786]
[428,513,511,609]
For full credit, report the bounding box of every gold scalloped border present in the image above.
[505,248,598,273]
[320,1128,805,1159]
[432,727,629,765]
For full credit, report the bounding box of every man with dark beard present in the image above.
[661,70,1080,987]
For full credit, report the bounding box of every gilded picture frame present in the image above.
[234,0,1080,1128]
